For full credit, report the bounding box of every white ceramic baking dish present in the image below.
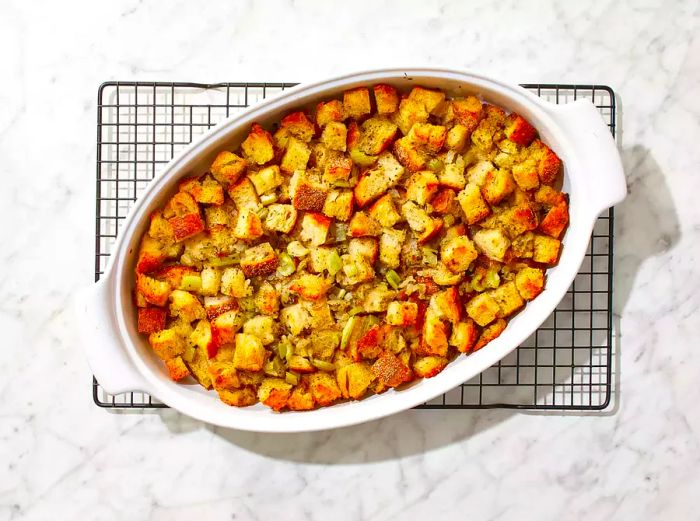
[77,68,625,432]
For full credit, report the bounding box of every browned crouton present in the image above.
[209,310,240,356]
[343,87,372,119]
[413,356,448,378]
[323,153,353,182]
[386,301,419,326]
[203,295,238,320]
[217,387,257,407]
[379,228,405,268]
[280,137,311,174]
[431,188,457,215]
[228,177,260,211]
[481,168,516,205]
[336,362,374,399]
[232,333,266,371]
[457,183,491,225]
[511,159,540,191]
[307,246,332,273]
[169,289,206,322]
[393,136,428,172]
[348,211,381,237]
[515,267,545,300]
[354,152,405,207]
[264,204,298,234]
[210,150,248,185]
[280,111,315,142]
[255,282,279,315]
[320,121,347,152]
[489,281,525,318]
[445,124,469,151]
[258,378,293,411]
[348,237,379,263]
[359,117,398,155]
[232,208,263,240]
[406,170,439,206]
[450,96,483,133]
[504,113,537,146]
[292,177,328,212]
[371,351,412,388]
[240,242,279,277]
[528,139,562,185]
[421,307,449,356]
[309,372,342,406]
[539,203,569,238]
[373,84,399,114]
[499,205,538,239]
[394,97,429,135]
[323,190,354,221]
[533,234,561,264]
[466,292,500,326]
[179,175,225,206]
[148,328,185,360]
[289,274,331,301]
[430,286,462,324]
[511,231,535,258]
[165,356,190,381]
[241,123,275,165]
[287,378,315,410]
[340,253,375,285]
[440,235,478,273]
[136,236,166,274]
[137,307,167,334]
[368,193,401,228]
[136,273,171,307]
[473,228,511,261]
[409,86,446,114]
[316,99,344,127]
[300,212,331,246]
[474,319,507,351]
[220,267,249,298]
[248,165,283,195]
[407,123,447,153]
[449,319,479,353]
[439,163,467,190]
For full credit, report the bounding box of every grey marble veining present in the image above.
[1,0,699,519]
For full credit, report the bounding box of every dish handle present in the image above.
[76,276,153,396]
[546,98,627,216]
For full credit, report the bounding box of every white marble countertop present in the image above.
[2,0,699,519]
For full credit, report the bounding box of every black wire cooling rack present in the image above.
[94,81,617,411]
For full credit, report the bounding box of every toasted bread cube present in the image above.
[515,267,545,300]
[373,84,399,114]
[179,176,225,206]
[348,211,381,237]
[511,159,540,191]
[169,213,205,242]
[466,160,494,187]
[137,307,167,334]
[280,137,311,174]
[308,246,333,274]
[379,228,405,269]
[166,191,199,217]
[210,311,240,356]
[255,282,279,315]
[359,118,398,155]
[430,287,461,324]
[473,228,510,262]
[320,121,347,152]
[308,373,342,406]
[323,153,353,183]
[316,99,344,127]
[500,205,538,239]
[368,194,401,228]
[200,267,222,296]
[340,253,375,285]
[148,210,176,244]
[289,274,331,301]
[323,190,354,221]
[511,231,535,259]
[280,111,315,142]
[528,139,562,185]
[450,96,483,131]
[407,123,447,153]
[164,356,189,381]
[348,237,378,263]
[393,136,427,172]
[240,242,279,277]
[228,177,260,211]
[386,301,418,326]
[155,265,197,289]
[421,307,449,356]
[533,234,561,264]
[190,319,212,352]
[406,170,439,206]
[309,330,340,360]
[445,124,470,151]
[413,356,448,378]
[220,267,249,298]
[466,293,500,326]
[347,121,379,167]
[217,387,257,407]
[136,236,166,274]
[288,355,315,374]
[402,201,432,233]
[409,86,446,114]
[540,203,569,239]
[300,212,331,246]
[450,319,479,353]
[457,183,491,225]
[281,303,311,336]
[481,169,516,205]
[149,328,185,360]
[241,123,275,165]
[204,204,233,229]
[504,113,537,146]
[264,204,298,234]
[207,361,241,390]
[292,177,328,212]
[243,315,275,346]
[258,378,293,411]
[336,362,373,399]
[474,319,507,351]
[136,273,171,307]
[535,185,567,206]
[431,189,456,215]
[372,351,412,388]
[440,235,479,273]
[232,208,263,240]
[439,163,467,190]
[203,295,237,320]
[169,290,206,322]
[354,152,405,207]
[394,97,429,135]
[490,281,525,318]
[361,284,395,313]
[343,87,372,119]
[287,379,315,410]
[248,165,282,195]
[232,333,266,372]
[210,151,247,185]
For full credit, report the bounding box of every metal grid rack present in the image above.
[94,81,616,411]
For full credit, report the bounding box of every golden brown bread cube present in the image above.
[258,378,293,411]
[210,150,248,185]
[169,289,206,322]
[281,303,311,336]
[323,152,353,183]
[348,211,382,237]
[232,208,263,241]
[280,111,315,142]
[421,307,449,356]
[232,333,266,372]
[515,267,545,300]
[228,177,260,211]
[440,235,478,273]
[316,99,344,127]
[473,228,511,262]
[445,124,470,151]
[430,287,462,324]
[449,96,483,132]
[359,117,398,155]
[504,113,537,146]
[240,242,279,277]
[481,168,516,205]
[394,97,429,135]
[137,307,167,334]
[371,351,413,388]
[533,234,561,264]
[413,356,448,378]
[299,212,331,246]
[149,328,185,361]
[449,319,479,353]
[165,356,190,381]
[309,372,342,406]
[439,163,467,190]
[292,177,328,212]
[343,87,372,119]
[320,121,348,152]
[280,137,311,174]
[264,204,298,234]
[386,301,419,326]
[289,274,331,301]
[336,362,374,399]
[539,203,569,239]
[348,237,379,263]
[353,152,404,207]
[489,281,525,318]
[217,387,257,407]
[511,231,535,258]
[368,194,401,228]
[179,175,225,206]
[529,139,562,185]
[169,212,205,243]
[248,165,283,195]
[499,205,538,239]
[474,318,507,351]
[457,183,491,225]
[340,253,375,285]
[287,379,315,410]
[379,228,406,269]
[406,170,439,206]
[255,282,280,315]
[432,189,457,216]
[307,246,333,273]
[243,315,275,345]
[323,190,354,222]
[136,273,171,307]
[466,292,500,326]
[136,236,166,274]
[511,159,540,191]
[373,84,399,114]
[407,123,447,153]
[241,123,275,165]
[210,310,240,356]
[408,86,446,114]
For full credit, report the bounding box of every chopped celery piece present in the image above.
[208,254,240,267]
[427,158,444,171]
[287,241,309,258]
[256,207,269,220]
[348,306,364,316]
[285,372,299,386]
[311,359,335,372]
[349,148,378,167]
[179,274,202,292]
[337,289,347,300]
[386,269,401,290]
[277,252,296,277]
[260,193,278,206]
[340,316,357,350]
[443,214,455,227]
[485,268,500,289]
[277,340,291,360]
[327,250,342,276]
